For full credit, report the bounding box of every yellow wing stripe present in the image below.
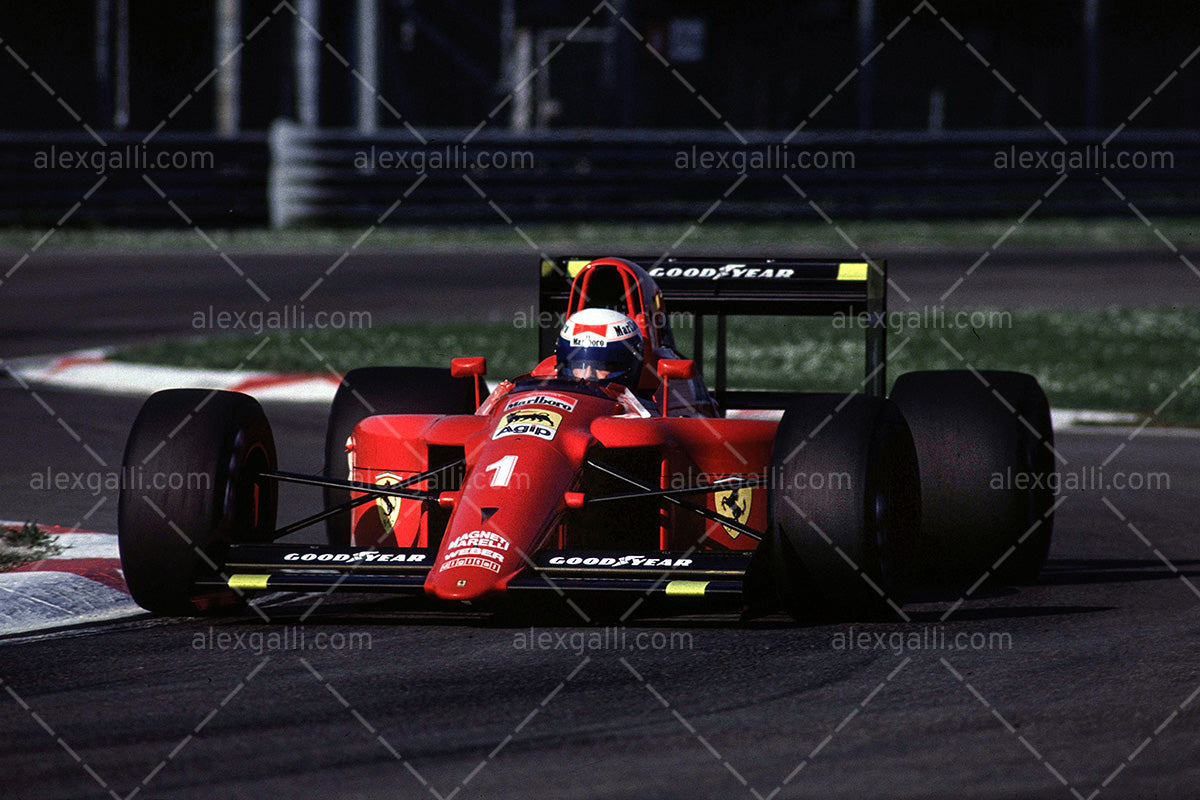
[228,574,271,590]
[665,580,709,597]
[541,259,594,278]
[837,262,869,281]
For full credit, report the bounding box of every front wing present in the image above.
[197,543,754,607]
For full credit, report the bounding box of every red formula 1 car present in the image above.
[118,256,1056,620]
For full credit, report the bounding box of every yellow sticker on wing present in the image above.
[837,262,869,281]
[228,574,270,590]
[665,580,708,597]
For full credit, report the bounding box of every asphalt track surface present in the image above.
[2,249,1200,799]
[3,247,1200,357]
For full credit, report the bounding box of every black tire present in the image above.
[890,370,1055,586]
[768,394,921,620]
[323,367,480,546]
[118,389,277,615]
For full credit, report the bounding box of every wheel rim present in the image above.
[871,437,897,591]
[226,432,274,540]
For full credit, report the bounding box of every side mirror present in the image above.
[450,357,487,408]
[655,359,695,418]
[656,359,695,380]
[450,356,486,378]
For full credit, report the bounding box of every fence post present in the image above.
[268,118,306,229]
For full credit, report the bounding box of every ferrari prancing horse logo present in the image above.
[375,472,404,532]
[715,486,752,540]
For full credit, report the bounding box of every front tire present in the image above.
[118,389,277,615]
[768,394,921,620]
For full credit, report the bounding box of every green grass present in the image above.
[113,307,1200,425]
[0,522,64,571]
[3,217,1200,252]
[116,322,539,381]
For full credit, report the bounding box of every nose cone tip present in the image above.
[426,571,498,601]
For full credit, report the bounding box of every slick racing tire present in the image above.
[890,370,1055,586]
[768,394,921,620]
[118,389,277,615]
[323,367,480,546]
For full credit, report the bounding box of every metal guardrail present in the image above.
[0,132,268,227]
[268,122,1199,225]
[1,123,1196,227]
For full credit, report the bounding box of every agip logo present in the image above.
[493,409,563,441]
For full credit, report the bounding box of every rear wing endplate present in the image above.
[539,256,888,399]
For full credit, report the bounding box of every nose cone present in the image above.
[425,527,518,601]
[425,396,595,602]
[424,457,577,601]
[426,569,498,601]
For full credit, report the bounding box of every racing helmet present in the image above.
[555,307,644,388]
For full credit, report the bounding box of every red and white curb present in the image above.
[0,524,141,636]
[7,349,1142,429]
[8,349,341,404]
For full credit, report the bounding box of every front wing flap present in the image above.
[198,544,754,604]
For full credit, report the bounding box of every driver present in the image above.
[555,307,656,417]
[555,307,644,387]
[475,308,655,418]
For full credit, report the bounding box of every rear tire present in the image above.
[323,367,480,546]
[118,389,277,615]
[890,370,1055,586]
[768,394,921,620]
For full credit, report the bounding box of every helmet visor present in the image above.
[564,360,632,380]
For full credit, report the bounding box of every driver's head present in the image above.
[555,308,644,388]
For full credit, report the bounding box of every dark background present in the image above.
[4,0,1196,133]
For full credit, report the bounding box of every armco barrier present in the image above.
[266,122,1199,225]
[1,124,1196,227]
[0,131,268,227]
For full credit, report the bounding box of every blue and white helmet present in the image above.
[555,307,644,388]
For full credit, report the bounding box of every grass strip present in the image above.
[3,218,1200,252]
[113,307,1200,425]
[0,522,64,571]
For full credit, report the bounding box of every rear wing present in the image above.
[539,256,887,406]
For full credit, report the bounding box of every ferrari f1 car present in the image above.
[117,256,1056,620]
